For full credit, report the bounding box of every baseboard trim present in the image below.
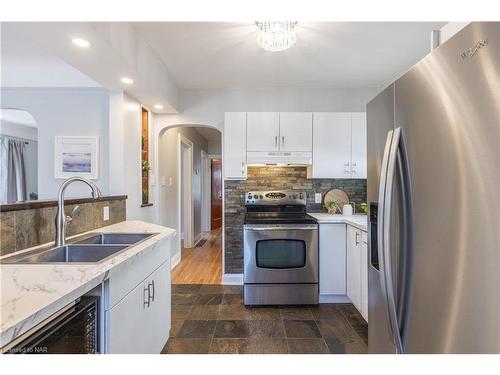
[171,252,181,270]
[319,294,351,303]
[221,273,243,285]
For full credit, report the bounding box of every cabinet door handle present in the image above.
[275,136,278,148]
[281,136,285,145]
[148,280,155,302]
[143,286,150,309]
[355,232,360,245]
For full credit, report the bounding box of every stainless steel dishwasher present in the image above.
[3,296,99,354]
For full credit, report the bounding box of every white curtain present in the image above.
[0,138,27,203]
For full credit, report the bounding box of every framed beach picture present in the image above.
[55,136,99,179]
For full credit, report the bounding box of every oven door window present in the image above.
[255,239,306,269]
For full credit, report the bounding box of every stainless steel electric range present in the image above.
[243,191,319,305]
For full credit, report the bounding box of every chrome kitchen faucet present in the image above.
[55,177,102,247]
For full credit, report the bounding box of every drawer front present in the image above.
[106,261,171,354]
[107,236,171,309]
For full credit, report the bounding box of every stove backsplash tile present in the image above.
[224,166,366,274]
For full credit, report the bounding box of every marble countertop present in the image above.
[307,213,368,232]
[0,220,176,347]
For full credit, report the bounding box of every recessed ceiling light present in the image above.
[121,77,134,84]
[72,38,91,48]
[154,104,164,110]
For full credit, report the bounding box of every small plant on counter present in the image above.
[360,202,368,214]
[324,198,343,214]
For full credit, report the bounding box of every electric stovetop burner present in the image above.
[243,190,317,225]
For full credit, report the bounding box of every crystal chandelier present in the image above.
[255,21,298,52]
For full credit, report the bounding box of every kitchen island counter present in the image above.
[0,220,175,348]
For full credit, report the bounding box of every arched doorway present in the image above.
[0,108,38,203]
[157,123,223,284]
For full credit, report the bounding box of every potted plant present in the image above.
[324,198,343,214]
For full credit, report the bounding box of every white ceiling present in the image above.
[134,22,445,89]
[1,27,100,88]
[193,126,221,142]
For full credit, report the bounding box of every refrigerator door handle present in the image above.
[377,130,396,347]
[383,127,403,352]
[394,127,414,351]
[383,126,414,353]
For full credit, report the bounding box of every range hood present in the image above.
[247,151,312,166]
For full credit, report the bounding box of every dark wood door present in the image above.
[211,159,222,230]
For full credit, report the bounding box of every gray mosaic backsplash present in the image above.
[224,166,367,274]
[0,199,126,257]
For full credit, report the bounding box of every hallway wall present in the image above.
[158,126,209,264]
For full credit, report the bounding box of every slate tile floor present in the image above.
[162,284,368,354]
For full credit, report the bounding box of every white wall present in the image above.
[208,140,221,155]
[122,94,157,222]
[439,22,469,45]
[158,126,209,263]
[155,87,379,133]
[0,88,109,199]
[0,122,38,141]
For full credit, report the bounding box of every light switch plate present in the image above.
[103,206,110,221]
[315,193,322,204]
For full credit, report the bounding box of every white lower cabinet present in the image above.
[346,225,368,322]
[106,261,171,353]
[361,231,369,322]
[347,225,362,310]
[319,224,347,297]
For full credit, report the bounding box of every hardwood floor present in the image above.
[172,228,222,284]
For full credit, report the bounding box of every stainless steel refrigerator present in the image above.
[367,22,499,354]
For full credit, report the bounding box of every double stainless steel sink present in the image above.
[1,233,156,264]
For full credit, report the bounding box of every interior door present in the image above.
[246,112,280,151]
[279,112,312,151]
[210,159,222,230]
[395,22,500,353]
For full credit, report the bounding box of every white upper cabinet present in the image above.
[224,112,247,180]
[311,112,352,178]
[279,112,313,152]
[351,112,367,178]
[308,112,367,179]
[246,112,280,152]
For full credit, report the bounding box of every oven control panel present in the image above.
[245,191,306,206]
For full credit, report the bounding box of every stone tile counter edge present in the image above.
[0,220,176,347]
